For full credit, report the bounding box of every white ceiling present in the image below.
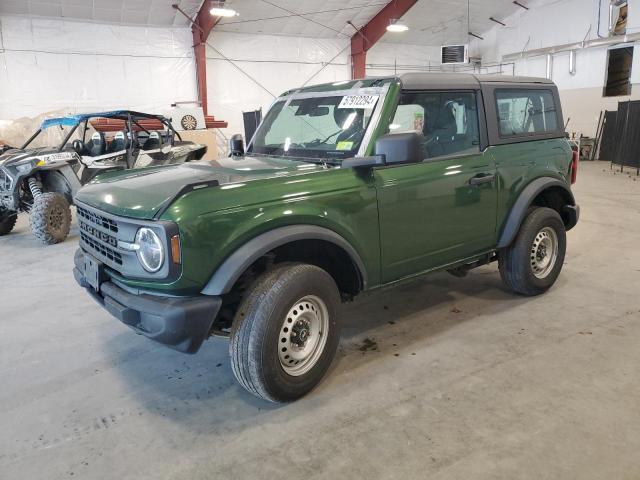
[382,0,522,45]
[215,0,388,39]
[216,0,524,46]
[0,0,204,27]
[0,0,526,45]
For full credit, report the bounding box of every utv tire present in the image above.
[0,210,17,236]
[499,207,566,296]
[29,192,72,245]
[230,263,342,403]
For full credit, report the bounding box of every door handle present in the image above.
[469,173,495,186]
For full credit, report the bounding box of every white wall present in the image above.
[0,15,197,122]
[205,31,443,136]
[366,42,442,76]
[471,0,640,137]
[205,31,350,137]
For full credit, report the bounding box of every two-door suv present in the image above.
[74,73,579,402]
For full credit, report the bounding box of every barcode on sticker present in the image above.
[338,95,379,109]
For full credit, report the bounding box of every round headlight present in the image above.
[135,227,164,273]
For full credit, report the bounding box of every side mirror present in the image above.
[229,134,244,157]
[342,155,385,170]
[375,132,423,165]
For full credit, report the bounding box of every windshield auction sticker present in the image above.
[338,95,379,109]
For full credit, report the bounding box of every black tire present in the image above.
[230,263,341,403]
[0,210,17,236]
[499,207,566,296]
[29,192,72,245]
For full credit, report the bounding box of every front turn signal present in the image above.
[170,234,181,265]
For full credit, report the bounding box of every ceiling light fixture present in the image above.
[386,19,409,32]
[210,2,238,17]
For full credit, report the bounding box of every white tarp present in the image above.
[0,15,198,121]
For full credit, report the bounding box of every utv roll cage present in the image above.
[20,110,183,151]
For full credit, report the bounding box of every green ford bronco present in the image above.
[74,73,579,402]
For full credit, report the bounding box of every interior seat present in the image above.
[88,132,106,156]
[143,132,161,151]
[108,131,127,152]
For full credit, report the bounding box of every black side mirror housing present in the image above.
[375,132,423,164]
[229,134,245,157]
[341,155,385,170]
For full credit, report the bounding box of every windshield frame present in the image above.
[246,83,391,161]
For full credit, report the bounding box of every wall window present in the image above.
[604,47,633,97]
[495,89,558,136]
[389,91,479,159]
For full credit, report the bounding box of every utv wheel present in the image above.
[0,210,17,236]
[29,192,72,245]
[230,263,341,403]
[499,207,566,296]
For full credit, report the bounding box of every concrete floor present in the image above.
[1,162,639,479]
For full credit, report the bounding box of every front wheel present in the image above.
[0,209,17,236]
[29,192,72,245]
[499,207,566,296]
[229,263,341,403]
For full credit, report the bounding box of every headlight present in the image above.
[135,227,164,272]
[15,162,35,174]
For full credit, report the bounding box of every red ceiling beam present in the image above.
[191,0,224,115]
[350,0,418,79]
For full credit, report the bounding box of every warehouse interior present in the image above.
[1,1,640,479]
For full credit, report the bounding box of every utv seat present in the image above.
[88,132,106,156]
[108,131,127,153]
[143,132,161,151]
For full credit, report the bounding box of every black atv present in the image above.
[0,110,206,244]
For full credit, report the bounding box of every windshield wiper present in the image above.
[251,151,340,166]
[310,129,342,145]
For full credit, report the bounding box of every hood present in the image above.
[75,155,327,220]
[0,148,58,167]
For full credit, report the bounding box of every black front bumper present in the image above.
[74,249,221,354]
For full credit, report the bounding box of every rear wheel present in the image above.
[0,209,17,236]
[229,263,341,403]
[29,192,71,245]
[499,207,566,296]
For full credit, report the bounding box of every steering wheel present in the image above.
[72,139,86,155]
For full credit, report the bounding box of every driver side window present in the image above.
[389,91,480,160]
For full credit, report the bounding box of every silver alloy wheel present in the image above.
[277,295,329,377]
[530,226,558,279]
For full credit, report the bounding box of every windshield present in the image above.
[248,92,381,159]
[23,123,86,150]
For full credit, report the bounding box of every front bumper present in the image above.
[74,249,221,354]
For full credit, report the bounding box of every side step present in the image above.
[447,252,498,278]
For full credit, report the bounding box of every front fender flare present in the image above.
[497,177,576,249]
[201,225,368,296]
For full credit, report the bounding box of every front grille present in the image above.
[77,205,118,233]
[75,200,175,281]
[77,206,123,267]
[80,231,123,265]
[0,170,11,193]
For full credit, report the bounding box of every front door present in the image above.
[375,90,498,283]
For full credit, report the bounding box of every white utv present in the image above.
[0,110,206,244]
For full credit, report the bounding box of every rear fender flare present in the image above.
[497,177,575,249]
[201,225,367,296]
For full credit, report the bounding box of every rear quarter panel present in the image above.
[489,138,573,242]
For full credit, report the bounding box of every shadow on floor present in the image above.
[102,266,535,430]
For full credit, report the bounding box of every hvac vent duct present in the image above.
[441,45,469,64]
